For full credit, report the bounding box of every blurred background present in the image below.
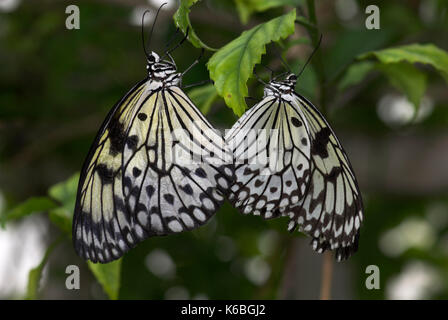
[1,0,448,299]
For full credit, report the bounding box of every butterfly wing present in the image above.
[73,79,147,263]
[226,96,312,219]
[226,91,363,261]
[284,93,364,261]
[73,81,232,263]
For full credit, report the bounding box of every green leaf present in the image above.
[250,0,303,11]
[283,37,311,51]
[47,173,121,300]
[26,236,63,300]
[234,0,252,24]
[208,9,296,116]
[188,84,218,115]
[88,259,122,300]
[338,61,375,90]
[295,15,316,31]
[1,197,57,228]
[359,43,448,82]
[49,208,73,236]
[376,62,427,112]
[48,172,79,208]
[173,0,216,51]
[325,28,394,81]
[48,173,80,235]
[235,0,303,23]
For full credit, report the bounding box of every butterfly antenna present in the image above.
[297,33,322,79]
[260,65,275,80]
[148,3,167,49]
[141,10,151,59]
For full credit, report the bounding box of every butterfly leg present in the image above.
[164,27,190,58]
[182,48,205,77]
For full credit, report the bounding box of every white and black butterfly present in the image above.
[73,18,233,263]
[226,73,363,261]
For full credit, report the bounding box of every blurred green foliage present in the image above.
[1,0,448,300]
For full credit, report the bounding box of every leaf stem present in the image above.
[295,17,316,31]
[26,234,65,299]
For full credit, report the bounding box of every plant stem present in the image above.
[320,251,333,300]
[305,0,327,116]
[295,17,317,31]
[306,0,333,299]
[26,234,65,299]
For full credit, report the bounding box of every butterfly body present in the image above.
[73,52,233,263]
[226,73,363,261]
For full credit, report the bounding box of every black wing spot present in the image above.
[291,117,302,127]
[195,168,207,178]
[138,113,147,121]
[254,179,264,188]
[311,127,331,158]
[126,135,139,150]
[108,120,126,156]
[146,185,155,198]
[114,196,127,214]
[164,194,174,205]
[95,164,114,184]
[327,166,343,181]
[301,138,308,146]
[133,167,142,177]
[286,180,292,187]
[297,164,303,170]
[270,187,278,193]
[180,184,193,195]
[123,176,133,190]
[243,167,252,175]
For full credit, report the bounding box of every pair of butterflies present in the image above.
[72,37,363,264]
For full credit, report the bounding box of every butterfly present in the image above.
[225,72,363,261]
[72,20,233,263]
